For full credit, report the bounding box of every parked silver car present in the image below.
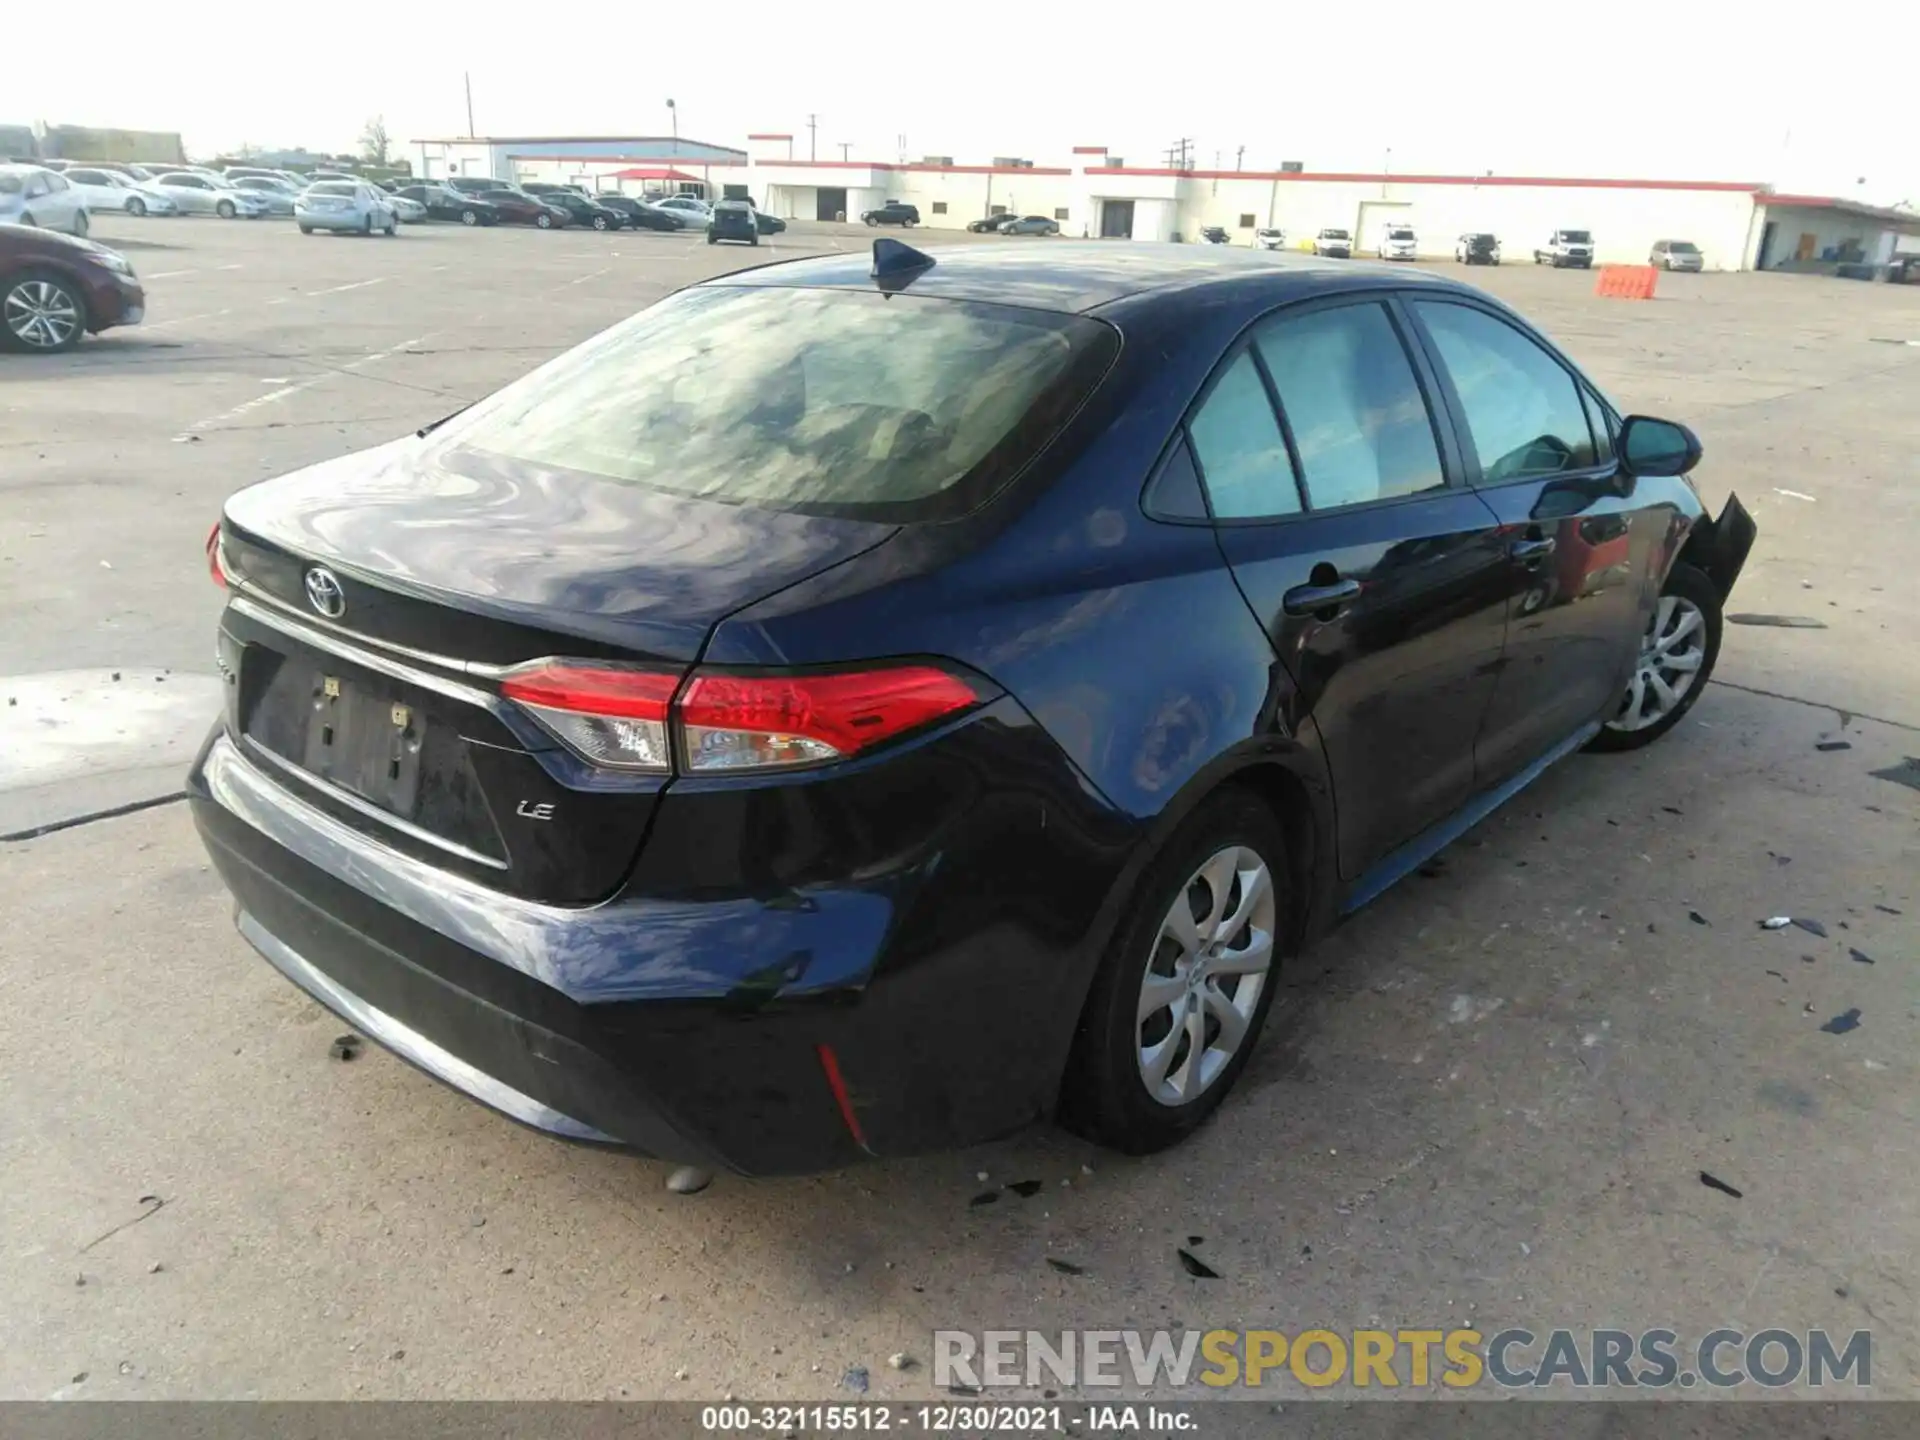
[59,167,180,217]
[149,172,270,218]
[385,191,428,224]
[999,214,1062,236]
[0,164,90,235]
[228,175,301,216]
[294,180,399,236]
[1650,238,1704,272]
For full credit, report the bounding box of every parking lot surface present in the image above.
[4,216,1918,1401]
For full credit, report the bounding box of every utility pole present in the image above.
[666,98,678,146]
[1162,138,1194,171]
[807,114,818,162]
[464,72,475,138]
[838,142,851,162]
[1236,145,1245,171]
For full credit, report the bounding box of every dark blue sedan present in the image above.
[190,241,1753,1175]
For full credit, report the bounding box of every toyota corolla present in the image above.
[191,241,1754,1175]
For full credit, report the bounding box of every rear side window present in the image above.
[1253,302,1445,508]
[1187,351,1301,519]
[1411,300,1595,481]
[441,286,1118,522]
[309,182,357,197]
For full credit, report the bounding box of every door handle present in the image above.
[1509,536,1557,563]
[1281,577,1362,617]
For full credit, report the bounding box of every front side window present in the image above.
[1411,300,1595,482]
[1253,302,1444,509]
[1187,351,1301,520]
[441,286,1116,522]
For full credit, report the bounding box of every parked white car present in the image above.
[228,175,302,216]
[150,172,270,218]
[654,195,712,221]
[0,164,90,235]
[1376,225,1418,260]
[1253,227,1286,250]
[58,167,179,217]
[385,191,428,224]
[295,180,399,236]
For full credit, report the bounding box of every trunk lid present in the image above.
[219,437,893,903]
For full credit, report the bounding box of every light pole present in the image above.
[666,98,677,150]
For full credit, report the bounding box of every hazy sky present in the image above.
[18,0,1916,203]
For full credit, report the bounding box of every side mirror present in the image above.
[1618,415,1703,478]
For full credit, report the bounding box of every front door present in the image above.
[1100,199,1134,239]
[1400,296,1657,787]
[1189,295,1511,879]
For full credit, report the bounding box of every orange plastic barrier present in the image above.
[1595,264,1658,300]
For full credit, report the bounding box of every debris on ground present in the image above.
[1007,1179,1042,1198]
[948,1383,983,1397]
[1689,911,1710,926]
[1700,1171,1744,1198]
[1822,1009,1863,1035]
[1870,758,1920,793]
[1816,741,1853,753]
[1727,614,1826,629]
[1045,1257,1086,1275]
[147,1262,163,1274]
[1765,970,1788,983]
[1188,1234,1204,1246]
[1176,1248,1221,1279]
[968,1191,999,1208]
[79,1194,167,1254]
[888,1353,914,1371]
[1791,917,1829,938]
[329,1033,362,1061]
[842,1366,870,1394]
[1849,948,1876,966]
[1760,917,1792,930]
[665,1166,712,1195]
[1873,904,1902,916]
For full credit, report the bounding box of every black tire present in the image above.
[592,214,609,230]
[460,208,478,226]
[1,268,88,353]
[1059,788,1291,1154]
[216,199,236,219]
[361,214,373,235]
[864,216,877,227]
[535,212,552,229]
[1588,563,1723,753]
[126,197,146,217]
[749,234,759,246]
[298,224,313,234]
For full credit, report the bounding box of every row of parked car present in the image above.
[0,158,784,242]
[1239,225,1703,271]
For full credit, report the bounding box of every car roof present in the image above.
[706,241,1478,315]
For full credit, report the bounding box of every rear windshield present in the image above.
[439,285,1118,522]
[1668,241,1700,253]
[1387,228,1414,239]
[1560,230,1592,243]
[309,182,357,196]
[1322,229,1349,238]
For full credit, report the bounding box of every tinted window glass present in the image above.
[68,170,105,184]
[310,182,358,196]
[443,286,1116,522]
[1412,301,1595,482]
[1254,303,1444,509]
[1580,387,1615,462]
[1187,351,1301,519]
[1144,438,1209,520]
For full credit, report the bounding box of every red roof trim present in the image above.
[1083,166,1764,192]
[754,158,1072,176]
[506,153,744,167]
[1070,145,1107,154]
[746,133,792,141]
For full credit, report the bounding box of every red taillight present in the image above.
[498,660,983,775]
[206,523,227,589]
[500,662,678,772]
[679,666,981,773]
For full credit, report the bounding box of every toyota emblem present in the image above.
[303,566,347,620]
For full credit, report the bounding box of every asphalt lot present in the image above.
[3,215,1919,1402]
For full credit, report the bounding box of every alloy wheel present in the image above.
[1136,845,1275,1106]
[5,279,82,350]
[1607,594,1706,732]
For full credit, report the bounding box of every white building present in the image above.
[410,130,1920,272]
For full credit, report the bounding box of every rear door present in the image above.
[1401,296,1655,786]
[1191,294,1512,879]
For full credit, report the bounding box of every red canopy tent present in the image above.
[606,166,705,197]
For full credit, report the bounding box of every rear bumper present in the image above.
[297,210,375,231]
[189,710,1131,1175]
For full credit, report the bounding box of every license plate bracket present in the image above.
[300,673,426,816]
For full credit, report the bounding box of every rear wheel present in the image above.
[535,212,552,229]
[216,199,236,219]
[592,214,609,230]
[126,196,146,217]
[1589,563,1722,752]
[1060,790,1288,1154]
[2,270,87,352]
[298,224,313,234]
[460,208,478,225]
